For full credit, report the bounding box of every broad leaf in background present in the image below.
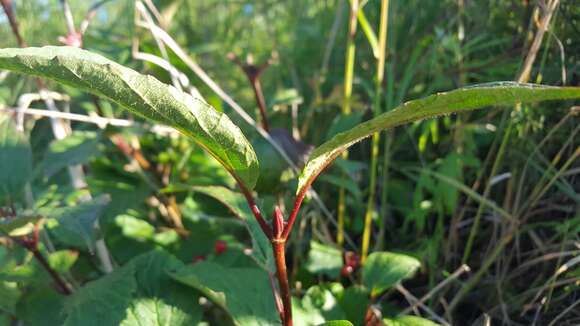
[39,131,100,178]
[123,250,202,326]
[383,316,441,326]
[297,82,580,195]
[305,241,343,278]
[317,321,354,326]
[45,194,110,251]
[0,281,20,316]
[293,284,345,326]
[121,298,195,326]
[0,46,259,189]
[170,261,280,326]
[0,114,32,203]
[16,286,66,326]
[64,265,137,326]
[190,186,274,272]
[337,286,368,326]
[362,252,421,297]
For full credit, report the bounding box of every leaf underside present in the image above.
[0,46,259,189]
[298,82,580,194]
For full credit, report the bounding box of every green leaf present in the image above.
[362,252,421,296]
[48,250,79,274]
[337,286,369,326]
[40,131,100,178]
[305,241,343,278]
[121,298,197,326]
[294,284,346,326]
[0,282,20,314]
[63,265,137,326]
[0,114,32,203]
[317,321,354,326]
[383,316,441,326]
[190,186,274,272]
[115,214,155,241]
[170,261,280,326]
[124,250,202,326]
[46,194,111,251]
[16,286,66,326]
[297,82,580,195]
[0,214,41,237]
[0,46,259,189]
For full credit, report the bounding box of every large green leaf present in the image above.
[317,321,354,326]
[121,298,195,326]
[0,46,259,189]
[169,261,280,326]
[383,316,441,326]
[39,131,100,178]
[362,252,421,297]
[297,82,580,194]
[45,194,111,251]
[305,241,343,278]
[63,265,137,326]
[0,114,32,203]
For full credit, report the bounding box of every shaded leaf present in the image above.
[40,131,100,178]
[46,194,111,251]
[294,284,346,326]
[362,252,421,296]
[317,321,354,326]
[121,298,196,326]
[169,261,279,326]
[337,286,369,326]
[63,266,137,326]
[0,114,32,203]
[16,286,66,326]
[0,46,258,189]
[0,214,41,237]
[305,241,343,278]
[0,282,20,314]
[298,82,580,195]
[383,316,441,326]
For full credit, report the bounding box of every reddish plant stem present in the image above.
[30,247,72,295]
[234,176,272,239]
[0,0,26,47]
[281,186,309,240]
[250,76,270,132]
[268,271,284,322]
[272,239,292,326]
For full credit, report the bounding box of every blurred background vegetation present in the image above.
[0,0,578,325]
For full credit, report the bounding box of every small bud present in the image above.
[344,251,361,270]
[214,240,227,255]
[272,206,285,239]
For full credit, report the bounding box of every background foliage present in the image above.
[0,0,578,325]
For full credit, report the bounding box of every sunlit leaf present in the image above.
[362,252,421,297]
[297,82,580,195]
[0,46,259,189]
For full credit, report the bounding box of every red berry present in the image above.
[341,265,354,277]
[214,240,227,255]
[344,251,360,269]
[192,255,205,265]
